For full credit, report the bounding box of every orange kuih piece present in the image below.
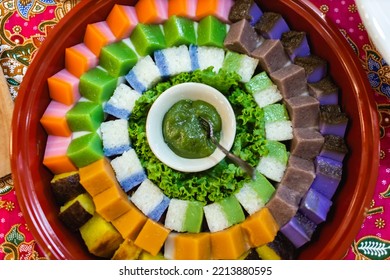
[135,0,168,24]
[196,0,233,22]
[79,158,117,197]
[65,43,98,78]
[168,0,197,19]
[106,4,139,39]
[170,233,211,260]
[84,21,116,56]
[43,135,77,174]
[47,69,80,106]
[240,207,279,247]
[134,219,171,256]
[40,100,72,137]
[93,181,133,222]
[112,205,148,240]
[210,224,249,260]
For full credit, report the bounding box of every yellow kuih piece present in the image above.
[112,239,142,260]
[134,219,171,256]
[79,158,117,197]
[210,224,249,260]
[93,182,133,222]
[112,205,148,240]
[79,213,124,258]
[165,232,211,260]
[240,207,279,248]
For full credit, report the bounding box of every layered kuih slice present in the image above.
[308,76,339,105]
[65,43,98,78]
[189,45,225,72]
[165,199,204,233]
[281,30,311,61]
[47,69,80,105]
[245,71,282,108]
[228,0,263,26]
[58,193,95,231]
[294,55,327,83]
[163,15,197,47]
[252,232,296,260]
[164,232,211,260]
[80,213,124,258]
[222,51,258,83]
[40,100,72,137]
[104,83,141,120]
[106,4,139,39]
[154,45,192,78]
[168,0,198,19]
[99,40,139,77]
[125,55,162,93]
[196,0,234,23]
[84,21,116,56]
[263,103,293,141]
[43,135,77,174]
[135,0,168,24]
[110,149,147,192]
[100,119,131,157]
[203,195,245,232]
[51,171,85,205]
[256,140,289,183]
[319,134,348,162]
[254,12,290,40]
[319,105,349,137]
[235,172,275,215]
[130,179,170,222]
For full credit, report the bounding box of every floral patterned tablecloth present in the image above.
[0,0,389,260]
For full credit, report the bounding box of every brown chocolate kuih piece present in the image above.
[224,18,262,54]
[251,39,291,73]
[291,127,325,160]
[270,64,308,99]
[51,171,85,205]
[284,95,320,129]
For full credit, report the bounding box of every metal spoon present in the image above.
[199,117,256,179]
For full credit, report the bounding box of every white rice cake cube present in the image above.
[125,55,162,93]
[110,149,146,192]
[245,72,283,108]
[265,121,293,141]
[100,119,131,157]
[256,141,289,182]
[189,45,225,72]
[104,83,141,119]
[130,179,170,221]
[154,45,192,77]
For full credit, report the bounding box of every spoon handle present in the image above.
[209,136,256,179]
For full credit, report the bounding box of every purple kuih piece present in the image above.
[255,12,290,40]
[228,0,263,26]
[320,134,348,162]
[281,30,311,61]
[308,76,339,105]
[281,212,317,248]
[251,39,290,73]
[300,188,333,224]
[294,55,327,83]
[224,18,262,54]
[310,156,343,199]
[319,105,349,137]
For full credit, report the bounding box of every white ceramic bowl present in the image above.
[146,82,236,173]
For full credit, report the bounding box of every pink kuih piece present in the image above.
[106,4,139,39]
[280,212,317,248]
[47,69,80,106]
[168,0,198,19]
[84,21,116,56]
[196,0,234,23]
[43,135,77,174]
[65,43,98,78]
[310,156,343,200]
[135,0,168,24]
[40,100,73,137]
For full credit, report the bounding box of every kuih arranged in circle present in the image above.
[40,0,349,260]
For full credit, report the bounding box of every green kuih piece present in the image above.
[79,67,117,103]
[219,195,245,226]
[251,172,275,202]
[130,23,166,56]
[263,103,290,123]
[197,16,227,48]
[183,201,204,233]
[66,102,104,132]
[99,41,139,77]
[245,72,274,94]
[67,133,104,168]
[163,15,197,47]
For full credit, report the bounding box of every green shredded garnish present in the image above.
[128,68,268,204]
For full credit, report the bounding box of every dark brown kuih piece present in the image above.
[224,18,262,54]
[284,95,320,128]
[279,155,316,197]
[294,55,327,83]
[51,171,85,205]
[59,199,93,231]
[291,127,325,160]
[254,12,290,39]
[251,39,290,73]
[266,185,300,227]
[281,30,311,61]
[228,0,263,26]
[270,64,307,99]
